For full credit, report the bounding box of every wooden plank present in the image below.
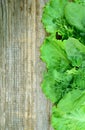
[35,0,53,130]
[0,0,53,130]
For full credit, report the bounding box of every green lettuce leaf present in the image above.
[74,0,85,5]
[63,38,85,67]
[52,90,85,130]
[42,0,68,33]
[72,68,85,90]
[40,36,85,103]
[40,35,70,71]
[41,1,85,129]
[42,0,85,43]
[41,69,72,103]
[65,2,85,32]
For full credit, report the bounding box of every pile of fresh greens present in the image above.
[40,0,85,130]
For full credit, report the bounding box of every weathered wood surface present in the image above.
[0,0,53,130]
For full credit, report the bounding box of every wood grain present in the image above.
[0,0,53,130]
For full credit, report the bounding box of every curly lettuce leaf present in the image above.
[63,38,85,67]
[41,69,72,103]
[74,0,85,5]
[40,35,70,71]
[42,0,68,33]
[52,90,85,130]
[72,68,85,90]
[42,0,85,43]
[40,36,85,103]
[41,1,85,129]
[41,67,85,103]
[65,2,85,32]
[40,36,85,70]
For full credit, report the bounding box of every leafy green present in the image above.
[41,69,72,103]
[41,36,85,103]
[42,0,68,33]
[74,0,85,5]
[65,2,85,32]
[63,38,85,67]
[42,0,85,43]
[40,35,70,71]
[72,68,85,90]
[52,90,85,130]
[41,0,85,129]
[54,17,75,39]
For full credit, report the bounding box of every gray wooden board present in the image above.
[0,0,53,130]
